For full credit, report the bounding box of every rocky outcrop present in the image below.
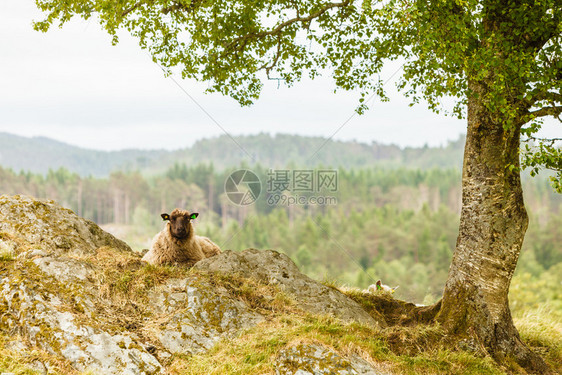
[0,195,390,374]
[1,268,161,374]
[148,277,263,355]
[194,249,383,328]
[0,194,129,257]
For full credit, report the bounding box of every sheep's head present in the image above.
[161,209,199,239]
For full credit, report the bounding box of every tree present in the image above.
[33,0,561,372]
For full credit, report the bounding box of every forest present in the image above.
[1,160,560,319]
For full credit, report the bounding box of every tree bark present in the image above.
[437,83,551,373]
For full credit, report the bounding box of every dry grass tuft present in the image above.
[515,307,562,373]
[0,334,79,375]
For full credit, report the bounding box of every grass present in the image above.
[84,246,192,302]
[0,334,78,375]
[166,310,506,375]
[167,314,384,375]
[395,350,503,375]
[192,269,301,315]
[163,275,507,375]
[0,249,14,262]
[0,232,19,262]
[514,306,562,373]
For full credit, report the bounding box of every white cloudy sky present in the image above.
[0,1,558,151]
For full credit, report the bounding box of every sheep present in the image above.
[367,280,399,294]
[141,208,221,265]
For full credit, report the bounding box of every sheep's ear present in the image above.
[161,213,170,221]
[190,213,199,220]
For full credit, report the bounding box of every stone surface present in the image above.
[0,194,130,256]
[149,278,263,355]
[276,343,386,375]
[0,195,265,373]
[32,256,94,283]
[0,271,161,374]
[194,249,382,327]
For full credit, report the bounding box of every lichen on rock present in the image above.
[147,277,263,355]
[0,195,265,373]
[194,249,383,328]
[0,260,162,374]
[276,343,387,375]
[0,194,130,257]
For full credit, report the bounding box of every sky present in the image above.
[0,1,558,152]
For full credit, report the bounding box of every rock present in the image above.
[0,269,161,374]
[276,343,386,375]
[32,256,94,283]
[0,195,392,374]
[0,194,130,256]
[0,195,265,373]
[148,278,263,355]
[194,249,383,328]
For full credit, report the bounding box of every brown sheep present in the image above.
[141,208,221,265]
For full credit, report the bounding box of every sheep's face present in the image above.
[162,209,199,239]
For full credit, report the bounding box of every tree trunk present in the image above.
[437,84,550,373]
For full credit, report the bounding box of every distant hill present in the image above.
[0,132,465,176]
[162,133,465,171]
[0,132,168,176]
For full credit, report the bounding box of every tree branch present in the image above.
[529,105,562,120]
[531,91,562,105]
[162,0,199,15]
[259,35,283,78]
[524,136,562,144]
[220,0,352,57]
[122,2,143,17]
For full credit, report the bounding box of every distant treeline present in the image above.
[1,162,559,224]
[1,163,469,225]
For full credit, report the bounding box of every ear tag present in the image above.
[161,214,170,221]
[190,213,198,220]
